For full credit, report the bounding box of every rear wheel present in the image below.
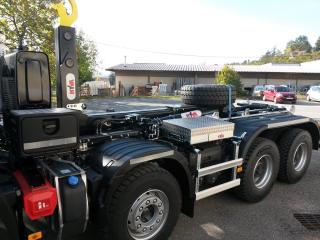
[235,137,280,202]
[278,129,312,183]
[102,163,182,240]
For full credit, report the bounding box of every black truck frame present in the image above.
[0,1,319,240]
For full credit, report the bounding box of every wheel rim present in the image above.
[253,154,273,189]
[127,189,169,240]
[293,143,308,172]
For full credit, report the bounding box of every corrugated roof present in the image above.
[107,63,216,72]
[107,62,320,74]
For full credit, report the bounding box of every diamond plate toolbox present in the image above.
[162,116,235,144]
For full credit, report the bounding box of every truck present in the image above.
[0,1,319,240]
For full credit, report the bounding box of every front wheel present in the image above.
[102,163,182,240]
[307,95,311,102]
[235,137,280,202]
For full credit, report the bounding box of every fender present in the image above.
[89,138,195,215]
[231,112,320,158]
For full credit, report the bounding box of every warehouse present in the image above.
[107,61,320,96]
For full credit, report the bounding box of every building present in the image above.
[107,61,320,96]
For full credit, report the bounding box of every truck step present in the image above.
[197,158,243,177]
[196,179,241,201]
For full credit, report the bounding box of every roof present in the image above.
[107,63,216,72]
[107,62,320,74]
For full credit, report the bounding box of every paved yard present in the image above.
[81,97,320,240]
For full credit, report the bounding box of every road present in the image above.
[82,97,320,240]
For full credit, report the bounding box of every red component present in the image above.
[13,170,58,220]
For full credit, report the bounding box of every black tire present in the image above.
[278,129,312,184]
[235,137,280,202]
[102,163,182,240]
[180,84,236,107]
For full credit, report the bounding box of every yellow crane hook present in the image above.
[52,0,78,27]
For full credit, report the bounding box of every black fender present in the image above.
[231,112,320,158]
[89,138,195,217]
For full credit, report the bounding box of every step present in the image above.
[196,179,241,201]
[197,158,243,178]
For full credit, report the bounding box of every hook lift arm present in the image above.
[52,0,80,108]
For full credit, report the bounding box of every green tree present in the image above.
[0,0,98,88]
[216,65,242,94]
[76,31,98,85]
[285,35,312,54]
[314,37,320,52]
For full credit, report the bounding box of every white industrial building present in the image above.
[107,60,320,96]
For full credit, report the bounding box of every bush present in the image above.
[216,65,243,94]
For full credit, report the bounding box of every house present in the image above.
[107,61,320,96]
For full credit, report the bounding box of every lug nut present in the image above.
[139,207,143,211]
[143,228,147,232]
[158,203,162,207]
[159,210,163,215]
[137,224,141,228]
[146,200,150,205]
[153,199,157,203]
[156,219,160,223]
[150,226,154,230]
[136,216,140,221]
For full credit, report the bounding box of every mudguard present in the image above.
[231,112,320,157]
[89,138,194,215]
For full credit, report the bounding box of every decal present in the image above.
[66,73,76,100]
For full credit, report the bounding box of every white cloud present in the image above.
[75,0,316,71]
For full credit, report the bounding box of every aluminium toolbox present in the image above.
[162,116,235,144]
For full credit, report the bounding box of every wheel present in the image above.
[180,84,236,107]
[307,95,311,102]
[101,163,182,240]
[278,129,312,184]
[235,137,280,202]
[262,95,266,101]
[273,97,277,104]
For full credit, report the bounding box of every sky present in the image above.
[74,0,320,75]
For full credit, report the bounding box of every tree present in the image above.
[260,47,282,63]
[216,65,242,94]
[0,0,57,85]
[0,0,98,88]
[76,31,98,85]
[285,35,312,55]
[314,37,320,52]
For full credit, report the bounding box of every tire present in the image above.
[262,95,266,101]
[273,97,277,104]
[235,137,280,202]
[180,84,236,107]
[307,95,311,102]
[102,163,182,240]
[278,129,312,184]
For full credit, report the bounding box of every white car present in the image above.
[306,86,320,101]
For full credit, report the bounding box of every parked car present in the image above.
[298,85,311,95]
[263,85,297,104]
[306,86,320,102]
[251,85,265,98]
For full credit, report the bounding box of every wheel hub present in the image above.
[293,143,308,172]
[127,189,169,240]
[253,154,273,189]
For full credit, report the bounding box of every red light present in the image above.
[14,171,57,220]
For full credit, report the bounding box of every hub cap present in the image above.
[293,143,308,172]
[253,154,273,189]
[127,189,169,240]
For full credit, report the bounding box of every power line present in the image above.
[94,41,260,59]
